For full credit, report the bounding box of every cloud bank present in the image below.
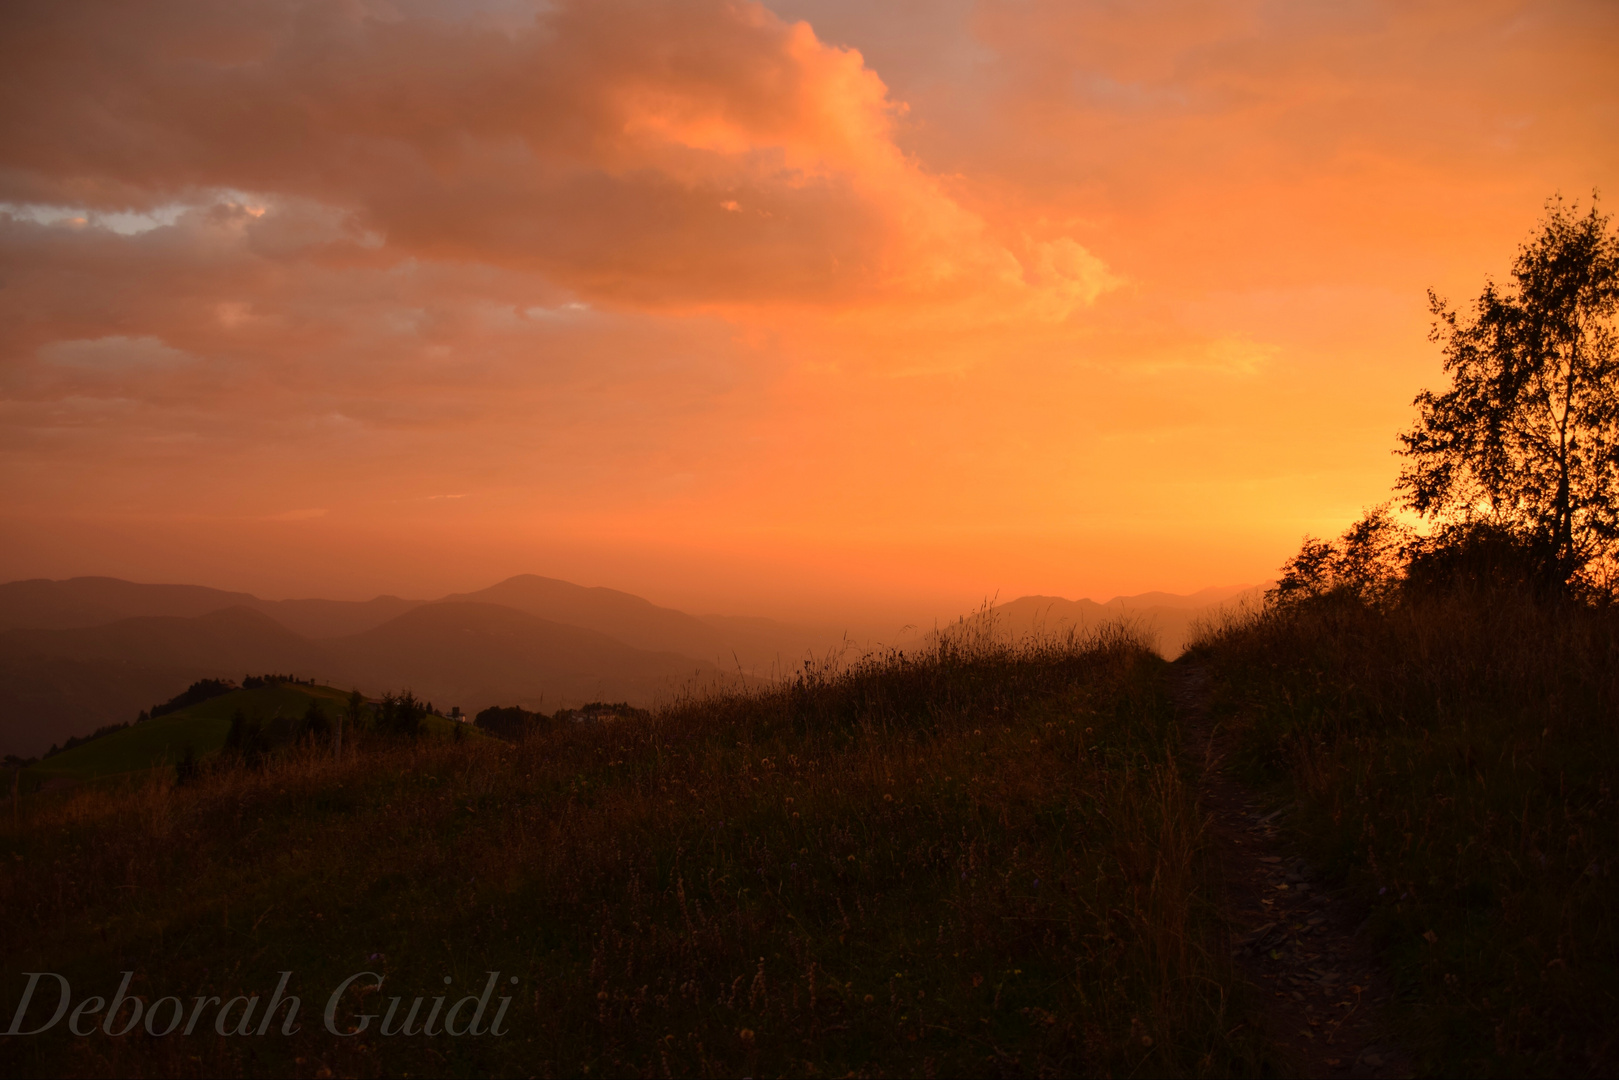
[1,0,1110,314]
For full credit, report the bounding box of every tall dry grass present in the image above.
[1191,588,1619,1076]
[0,625,1262,1078]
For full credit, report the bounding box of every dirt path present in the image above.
[1172,660,1413,1078]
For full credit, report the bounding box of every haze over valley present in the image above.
[0,574,1257,758]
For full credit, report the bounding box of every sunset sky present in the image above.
[2,0,1616,624]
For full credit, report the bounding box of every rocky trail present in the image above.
[1172,661,1414,1078]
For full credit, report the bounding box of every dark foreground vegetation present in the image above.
[1192,580,1619,1077]
[0,627,1266,1078]
[1186,195,1619,1075]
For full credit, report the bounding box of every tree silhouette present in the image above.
[339,689,365,760]
[175,745,199,787]
[1399,196,1619,591]
[375,691,424,738]
[302,699,331,740]
[1269,503,1410,607]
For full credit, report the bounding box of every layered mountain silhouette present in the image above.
[0,607,329,759]
[441,576,733,659]
[251,595,424,639]
[986,584,1265,657]
[0,576,828,757]
[0,574,1259,758]
[0,577,421,639]
[2,606,325,671]
[0,577,262,631]
[331,602,712,713]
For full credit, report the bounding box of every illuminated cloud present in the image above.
[0,0,1108,318]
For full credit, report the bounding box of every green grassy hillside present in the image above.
[28,683,356,783]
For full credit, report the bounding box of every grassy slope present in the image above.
[1194,591,1619,1077]
[0,632,1266,1078]
[27,684,356,783]
[27,684,473,785]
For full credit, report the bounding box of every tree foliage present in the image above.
[1268,504,1411,607]
[1398,196,1619,590]
[302,699,331,739]
[375,691,424,738]
[473,704,551,741]
[149,678,234,720]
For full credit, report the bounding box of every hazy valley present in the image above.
[0,574,1260,759]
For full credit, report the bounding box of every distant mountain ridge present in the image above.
[0,577,262,631]
[441,575,734,660]
[0,605,332,761]
[331,601,714,713]
[0,575,836,660]
[0,606,326,671]
[0,577,423,639]
[0,598,721,758]
[0,574,1264,757]
[986,585,1266,657]
[254,595,424,639]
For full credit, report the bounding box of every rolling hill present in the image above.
[23,680,480,786]
[0,608,332,758]
[0,574,839,666]
[326,601,717,715]
[447,575,850,671]
[253,595,425,639]
[26,681,350,784]
[442,575,732,658]
[0,576,425,640]
[0,599,723,758]
[0,576,259,632]
[0,605,327,672]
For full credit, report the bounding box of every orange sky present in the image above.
[2,0,1616,625]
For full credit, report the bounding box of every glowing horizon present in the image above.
[2,0,1616,625]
